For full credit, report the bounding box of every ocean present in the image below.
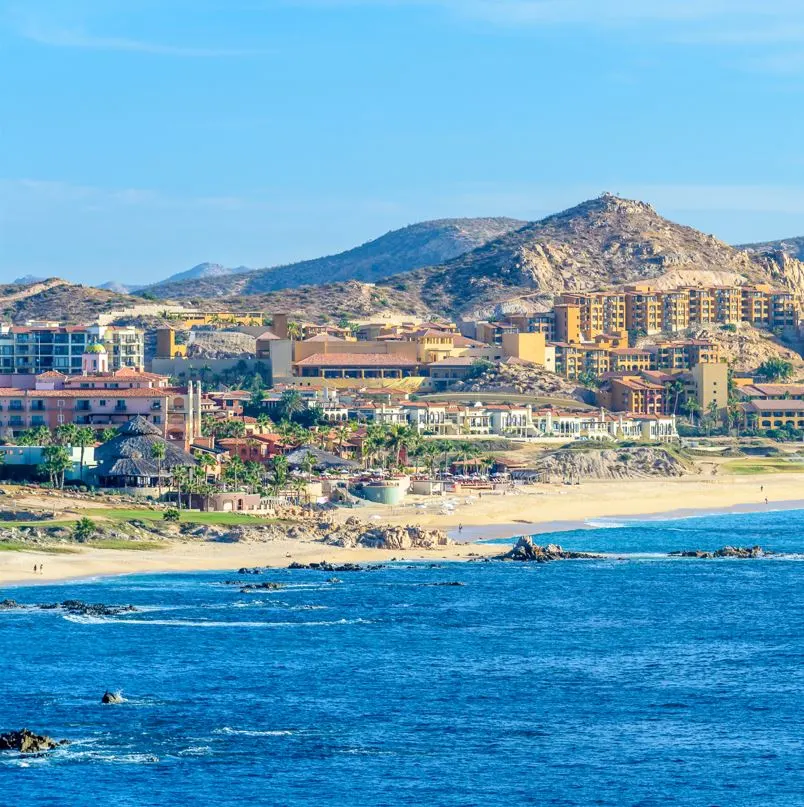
[2,509,803,806]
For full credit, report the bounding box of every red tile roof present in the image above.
[295,353,417,367]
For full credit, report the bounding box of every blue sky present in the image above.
[3,0,804,285]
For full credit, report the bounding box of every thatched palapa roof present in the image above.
[95,416,197,478]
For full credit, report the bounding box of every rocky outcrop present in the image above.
[239,581,284,592]
[670,545,770,559]
[288,561,376,572]
[57,601,138,617]
[101,691,125,705]
[4,601,140,616]
[454,359,585,400]
[497,536,602,562]
[0,729,68,753]
[535,446,692,481]
[323,517,451,550]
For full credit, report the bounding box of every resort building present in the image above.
[0,323,145,375]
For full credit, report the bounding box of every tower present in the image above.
[82,341,109,375]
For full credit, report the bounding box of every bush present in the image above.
[163,508,180,522]
[72,516,96,542]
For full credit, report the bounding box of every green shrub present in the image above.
[163,508,180,522]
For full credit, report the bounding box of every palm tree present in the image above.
[55,423,78,446]
[269,454,289,494]
[256,413,273,432]
[40,444,72,489]
[387,424,418,469]
[416,441,440,477]
[682,399,701,427]
[668,380,685,415]
[100,427,117,443]
[280,389,304,421]
[194,450,218,481]
[224,456,246,490]
[151,442,167,498]
[335,422,354,456]
[74,426,95,482]
[300,451,316,481]
[19,425,52,446]
[286,320,302,340]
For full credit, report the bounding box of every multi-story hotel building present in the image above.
[0,323,144,375]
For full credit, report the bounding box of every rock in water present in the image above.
[0,729,68,753]
[239,581,284,593]
[101,690,124,705]
[670,545,770,559]
[497,536,601,562]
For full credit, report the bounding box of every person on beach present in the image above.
[33,564,37,575]
[39,564,43,575]
[458,523,463,533]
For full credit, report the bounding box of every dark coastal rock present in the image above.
[0,729,68,754]
[101,691,125,705]
[670,545,770,559]
[2,600,138,616]
[58,601,138,617]
[497,536,602,563]
[288,561,381,572]
[237,567,265,575]
[239,581,285,593]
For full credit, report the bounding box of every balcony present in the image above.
[114,404,128,412]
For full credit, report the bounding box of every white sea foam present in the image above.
[584,519,627,529]
[62,614,371,628]
[214,727,294,737]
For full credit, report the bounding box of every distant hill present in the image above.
[144,218,526,299]
[98,262,254,294]
[161,195,804,323]
[0,278,144,324]
[382,194,804,319]
[738,236,804,261]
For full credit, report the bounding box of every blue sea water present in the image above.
[1,509,803,807]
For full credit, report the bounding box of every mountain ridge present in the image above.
[144,217,526,298]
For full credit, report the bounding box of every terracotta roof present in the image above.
[36,371,67,379]
[746,400,804,412]
[295,353,417,367]
[303,333,345,343]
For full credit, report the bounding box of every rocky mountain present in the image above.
[0,278,143,324]
[387,194,804,319]
[738,236,804,261]
[98,262,254,294]
[145,218,526,299]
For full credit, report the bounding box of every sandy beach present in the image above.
[1,471,802,587]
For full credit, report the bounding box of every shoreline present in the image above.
[2,472,803,588]
[450,497,804,542]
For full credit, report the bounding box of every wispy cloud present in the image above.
[9,5,269,56]
[0,179,252,212]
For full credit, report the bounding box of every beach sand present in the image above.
[1,471,802,587]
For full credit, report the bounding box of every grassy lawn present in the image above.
[79,509,278,526]
[84,539,168,551]
[0,541,78,554]
[722,459,804,475]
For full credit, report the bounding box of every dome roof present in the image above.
[84,342,107,354]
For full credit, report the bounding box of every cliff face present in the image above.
[392,195,804,318]
[739,236,804,261]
